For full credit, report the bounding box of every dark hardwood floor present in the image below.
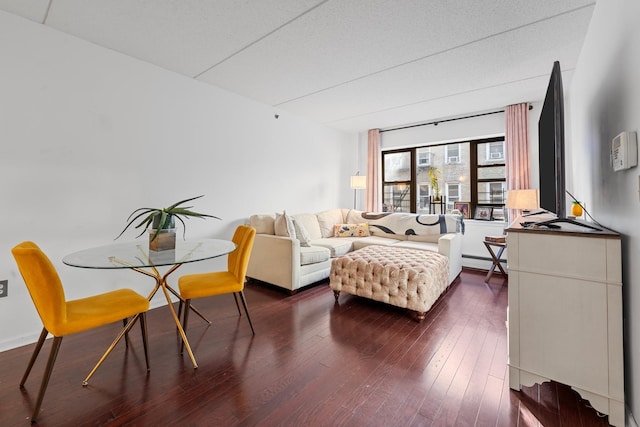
[0,270,610,426]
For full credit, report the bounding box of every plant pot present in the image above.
[149,248,176,264]
[149,228,176,251]
[152,214,175,230]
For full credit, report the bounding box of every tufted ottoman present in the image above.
[329,245,450,321]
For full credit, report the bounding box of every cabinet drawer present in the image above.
[513,233,620,283]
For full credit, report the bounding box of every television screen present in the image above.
[538,61,566,218]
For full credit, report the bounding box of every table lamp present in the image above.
[505,189,539,215]
[350,172,366,209]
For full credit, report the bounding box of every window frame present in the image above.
[381,136,506,219]
[474,137,506,212]
[381,148,415,212]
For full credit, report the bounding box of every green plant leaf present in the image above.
[115,195,220,240]
[164,195,204,211]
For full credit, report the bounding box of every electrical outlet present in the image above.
[0,280,7,298]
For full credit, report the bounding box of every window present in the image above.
[382,150,412,212]
[446,183,461,210]
[446,144,461,164]
[476,140,506,216]
[417,148,431,166]
[382,136,505,219]
[486,141,505,161]
[417,183,431,212]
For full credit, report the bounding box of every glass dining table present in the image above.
[63,238,237,380]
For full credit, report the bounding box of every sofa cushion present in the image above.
[275,211,296,238]
[391,240,439,252]
[369,229,409,240]
[293,219,312,247]
[363,212,463,237]
[407,234,440,243]
[346,209,365,224]
[350,236,402,250]
[249,214,275,235]
[309,238,353,257]
[300,246,331,266]
[316,209,345,238]
[333,223,370,237]
[291,213,322,240]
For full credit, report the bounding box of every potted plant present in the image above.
[115,195,220,251]
[429,167,441,201]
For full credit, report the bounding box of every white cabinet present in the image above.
[506,224,623,426]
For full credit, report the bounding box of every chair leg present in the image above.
[83,314,141,386]
[177,300,183,323]
[180,299,191,354]
[139,313,150,372]
[168,285,210,324]
[31,336,63,423]
[237,291,255,335]
[232,293,242,316]
[21,328,48,388]
[123,318,129,348]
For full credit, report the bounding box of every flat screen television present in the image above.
[535,61,601,231]
[538,61,566,219]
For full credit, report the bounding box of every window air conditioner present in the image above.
[447,156,459,163]
[490,152,503,160]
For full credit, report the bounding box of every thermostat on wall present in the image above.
[612,131,638,171]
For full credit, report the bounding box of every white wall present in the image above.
[374,106,542,270]
[569,0,640,424]
[0,11,357,351]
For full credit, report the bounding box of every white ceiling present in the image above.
[0,0,595,133]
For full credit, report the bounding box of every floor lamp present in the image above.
[350,172,366,209]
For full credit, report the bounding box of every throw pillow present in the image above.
[249,214,275,234]
[293,219,311,247]
[275,211,297,239]
[333,223,370,237]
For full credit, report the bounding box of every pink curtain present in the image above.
[505,103,531,220]
[366,129,381,212]
[505,103,531,189]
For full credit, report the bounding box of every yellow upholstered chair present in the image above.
[11,241,150,423]
[178,225,256,345]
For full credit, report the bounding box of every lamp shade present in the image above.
[350,175,367,190]
[506,189,539,210]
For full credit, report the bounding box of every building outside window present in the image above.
[446,183,461,210]
[417,147,431,166]
[418,183,431,212]
[445,144,461,164]
[382,137,505,219]
[382,151,412,212]
[486,141,505,161]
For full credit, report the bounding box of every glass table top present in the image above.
[62,239,237,269]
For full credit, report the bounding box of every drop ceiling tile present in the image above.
[276,6,593,126]
[0,0,49,23]
[199,0,594,106]
[44,0,326,77]
[0,0,595,132]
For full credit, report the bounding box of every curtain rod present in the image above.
[380,105,533,133]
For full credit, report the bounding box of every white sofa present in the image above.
[246,209,464,293]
